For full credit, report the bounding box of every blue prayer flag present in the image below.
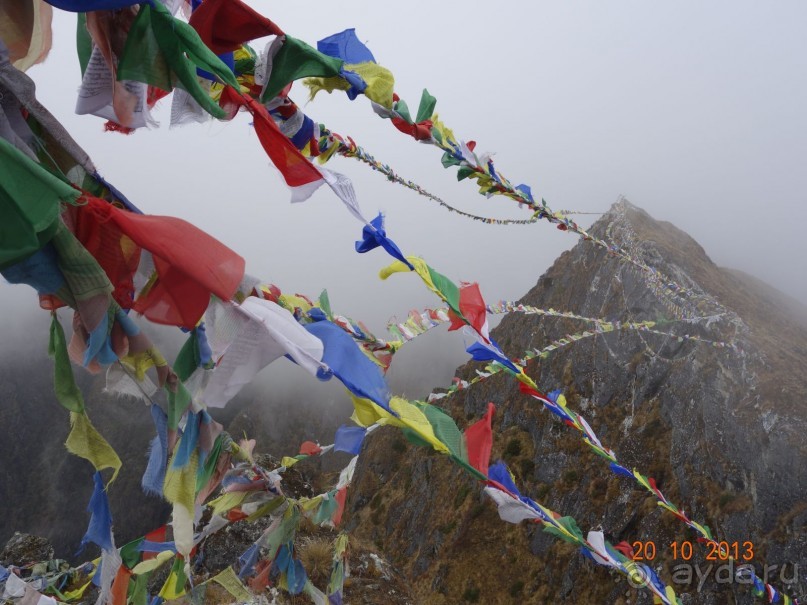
[487,462,521,497]
[334,424,367,455]
[317,29,375,64]
[304,321,393,414]
[44,0,140,11]
[142,405,168,497]
[355,213,413,269]
[79,472,114,553]
[466,339,520,374]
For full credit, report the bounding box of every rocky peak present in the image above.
[346,200,807,604]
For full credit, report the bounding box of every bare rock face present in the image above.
[1,533,54,566]
[346,200,807,604]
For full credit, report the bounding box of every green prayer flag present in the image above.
[543,516,585,544]
[393,98,413,124]
[415,402,486,480]
[118,2,238,119]
[425,264,461,318]
[441,150,461,168]
[318,289,332,318]
[401,428,431,449]
[417,402,465,460]
[415,88,436,123]
[261,36,343,102]
[48,314,86,414]
[128,571,150,605]
[0,138,79,270]
[196,434,223,493]
[167,382,192,430]
[76,13,92,76]
[174,331,200,383]
[263,507,300,561]
[233,44,257,76]
[432,127,444,145]
[457,166,475,181]
[120,537,146,569]
[313,493,339,525]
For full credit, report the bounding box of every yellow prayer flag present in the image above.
[379,257,437,296]
[389,397,449,454]
[343,62,394,108]
[158,568,186,600]
[281,456,301,468]
[350,395,396,428]
[298,495,324,512]
[208,491,247,516]
[209,567,252,602]
[163,450,199,513]
[131,551,174,576]
[65,412,122,483]
[61,579,94,600]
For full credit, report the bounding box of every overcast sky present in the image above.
[2,1,806,375]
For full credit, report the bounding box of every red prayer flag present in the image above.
[142,525,167,561]
[226,508,249,522]
[189,0,283,55]
[299,441,322,456]
[613,541,635,560]
[110,565,133,605]
[219,88,324,198]
[332,486,347,526]
[66,202,142,309]
[518,381,551,402]
[465,402,495,477]
[77,195,244,328]
[448,282,488,339]
[392,117,433,141]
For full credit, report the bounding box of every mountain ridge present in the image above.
[344,199,807,604]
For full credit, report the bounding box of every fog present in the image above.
[2,1,805,393]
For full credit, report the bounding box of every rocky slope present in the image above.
[345,200,807,604]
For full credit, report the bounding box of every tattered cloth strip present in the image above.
[69,194,246,329]
[0,137,79,269]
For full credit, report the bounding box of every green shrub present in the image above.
[463,587,480,602]
[504,438,522,458]
[509,580,525,597]
[454,484,471,508]
[519,458,535,478]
